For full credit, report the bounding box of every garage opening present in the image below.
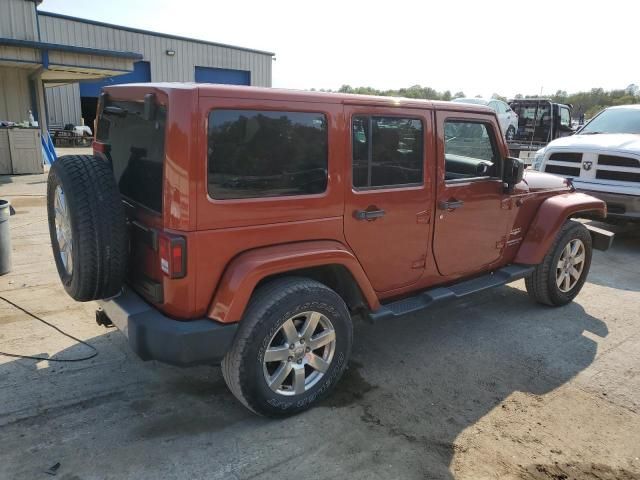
[79,61,151,128]
[194,66,250,85]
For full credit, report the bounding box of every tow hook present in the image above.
[95,307,113,328]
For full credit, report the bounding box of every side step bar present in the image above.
[368,264,535,322]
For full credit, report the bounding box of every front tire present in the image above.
[525,220,592,306]
[222,277,353,417]
[506,125,516,141]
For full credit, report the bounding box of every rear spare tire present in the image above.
[47,155,128,301]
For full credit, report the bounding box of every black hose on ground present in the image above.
[0,295,98,362]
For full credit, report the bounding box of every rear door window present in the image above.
[96,100,166,213]
[208,110,328,200]
[352,116,423,189]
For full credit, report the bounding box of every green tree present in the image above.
[313,85,638,114]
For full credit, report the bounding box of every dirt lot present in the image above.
[1,172,639,480]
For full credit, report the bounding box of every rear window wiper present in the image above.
[103,106,128,117]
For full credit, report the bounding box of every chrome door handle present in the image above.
[354,208,386,221]
[438,199,464,210]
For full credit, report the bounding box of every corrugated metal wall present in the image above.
[39,13,273,126]
[0,0,38,41]
[0,0,40,64]
[0,67,32,122]
[45,83,82,126]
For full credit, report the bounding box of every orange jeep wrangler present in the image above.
[47,84,613,416]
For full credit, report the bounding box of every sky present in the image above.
[39,0,639,98]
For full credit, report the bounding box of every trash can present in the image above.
[0,199,12,275]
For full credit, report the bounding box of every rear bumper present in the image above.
[577,188,640,221]
[97,286,237,367]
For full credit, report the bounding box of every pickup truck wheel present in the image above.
[222,277,352,417]
[47,155,128,301]
[525,220,592,306]
[506,125,516,141]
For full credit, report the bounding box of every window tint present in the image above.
[444,121,500,181]
[97,100,166,213]
[352,116,423,188]
[208,110,328,199]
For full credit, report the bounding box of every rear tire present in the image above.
[525,220,592,306]
[222,277,353,417]
[47,155,128,301]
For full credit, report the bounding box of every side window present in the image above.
[444,120,501,181]
[352,116,423,189]
[207,110,328,199]
[560,107,571,128]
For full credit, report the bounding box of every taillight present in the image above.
[158,233,186,279]
[93,141,110,155]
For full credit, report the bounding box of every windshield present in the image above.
[510,102,552,142]
[580,108,640,135]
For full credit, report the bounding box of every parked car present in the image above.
[452,97,518,140]
[506,99,574,164]
[46,85,611,417]
[532,104,640,222]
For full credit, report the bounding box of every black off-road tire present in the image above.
[222,277,353,417]
[47,155,128,301]
[525,220,592,306]
[506,125,516,141]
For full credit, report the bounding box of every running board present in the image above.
[368,264,535,322]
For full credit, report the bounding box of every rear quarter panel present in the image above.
[190,95,348,318]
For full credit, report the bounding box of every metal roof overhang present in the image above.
[0,37,142,83]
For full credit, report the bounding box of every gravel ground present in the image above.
[1,172,639,480]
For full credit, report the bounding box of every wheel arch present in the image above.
[208,240,379,323]
[514,192,606,265]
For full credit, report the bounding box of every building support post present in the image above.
[29,67,47,133]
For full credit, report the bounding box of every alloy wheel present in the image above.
[54,185,73,275]
[556,239,585,292]
[262,311,337,396]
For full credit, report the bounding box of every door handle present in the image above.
[354,208,386,221]
[438,199,464,210]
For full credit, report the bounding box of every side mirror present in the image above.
[503,157,524,192]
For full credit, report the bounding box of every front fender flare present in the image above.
[514,192,606,265]
[208,240,380,323]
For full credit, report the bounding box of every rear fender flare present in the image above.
[208,240,379,323]
[514,192,606,265]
